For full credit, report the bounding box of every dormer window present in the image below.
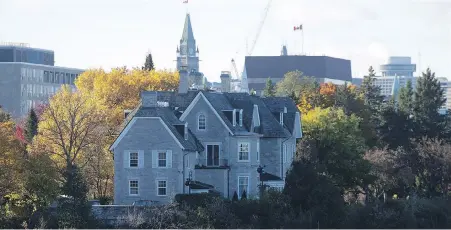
[239,109,243,127]
[184,122,188,140]
[232,109,237,126]
[198,113,206,130]
[279,112,284,125]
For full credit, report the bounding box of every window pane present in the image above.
[158,180,167,196]
[129,180,139,195]
[130,152,138,167]
[158,151,167,167]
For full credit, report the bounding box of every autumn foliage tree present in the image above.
[30,86,106,173]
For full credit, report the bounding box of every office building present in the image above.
[242,55,352,96]
[380,56,416,77]
[0,44,84,118]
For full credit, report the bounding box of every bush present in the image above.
[174,193,220,208]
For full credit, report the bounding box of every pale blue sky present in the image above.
[0,0,450,82]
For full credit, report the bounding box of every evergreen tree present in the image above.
[398,80,414,114]
[142,52,155,71]
[241,190,247,200]
[413,68,446,139]
[58,165,95,228]
[361,66,384,114]
[262,78,276,97]
[0,106,10,122]
[232,191,239,202]
[25,108,38,143]
[250,89,256,96]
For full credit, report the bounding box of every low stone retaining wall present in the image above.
[91,205,151,227]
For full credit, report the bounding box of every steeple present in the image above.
[181,13,195,42]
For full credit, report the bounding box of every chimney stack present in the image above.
[220,71,231,93]
[179,66,189,94]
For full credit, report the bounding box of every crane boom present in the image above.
[231,59,240,79]
[247,0,273,56]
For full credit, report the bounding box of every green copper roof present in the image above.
[181,14,195,41]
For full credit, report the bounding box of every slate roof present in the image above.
[261,97,299,134]
[116,90,300,151]
[132,107,203,152]
[260,172,283,182]
[244,55,352,82]
[181,14,195,42]
[223,93,292,138]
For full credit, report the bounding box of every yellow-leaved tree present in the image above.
[31,86,106,172]
[75,67,179,130]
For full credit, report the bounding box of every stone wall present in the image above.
[91,205,151,227]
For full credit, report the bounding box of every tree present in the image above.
[75,68,179,130]
[0,107,10,123]
[232,191,239,202]
[413,68,446,139]
[30,86,106,173]
[249,89,256,96]
[379,102,414,150]
[284,160,345,228]
[241,190,247,200]
[301,107,373,192]
[25,108,38,144]
[398,80,414,114]
[142,52,155,71]
[319,82,336,108]
[275,70,303,97]
[262,78,276,97]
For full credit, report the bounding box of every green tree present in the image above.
[275,70,303,97]
[0,107,10,122]
[398,80,414,114]
[284,160,345,228]
[25,108,38,143]
[262,78,276,97]
[379,103,414,149]
[249,88,256,96]
[142,52,154,71]
[301,107,373,192]
[413,68,446,139]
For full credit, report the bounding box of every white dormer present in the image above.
[232,109,237,126]
[252,104,260,127]
[184,122,188,140]
[294,112,302,138]
[239,109,243,127]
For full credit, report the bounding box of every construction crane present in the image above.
[231,0,273,92]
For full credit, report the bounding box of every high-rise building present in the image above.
[0,45,84,118]
[380,56,416,77]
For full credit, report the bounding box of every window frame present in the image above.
[157,180,167,196]
[158,151,167,168]
[238,142,250,162]
[283,144,287,163]
[129,152,139,168]
[198,113,206,130]
[129,179,139,196]
[257,139,260,162]
[206,144,220,166]
[237,176,249,199]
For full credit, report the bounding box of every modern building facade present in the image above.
[110,71,302,204]
[242,55,352,96]
[380,57,416,77]
[0,45,84,118]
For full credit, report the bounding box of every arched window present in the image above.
[198,114,206,130]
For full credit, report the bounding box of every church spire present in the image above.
[181,13,195,42]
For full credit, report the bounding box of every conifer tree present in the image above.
[232,191,239,202]
[25,108,38,143]
[413,68,446,138]
[398,80,414,114]
[241,190,247,200]
[142,52,155,71]
[262,78,276,97]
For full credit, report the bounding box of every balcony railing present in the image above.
[195,158,229,169]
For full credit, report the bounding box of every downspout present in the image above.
[182,151,192,194]
[227,167,231,199]
[281,137,291,180]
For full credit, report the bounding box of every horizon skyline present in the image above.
[0,0,450,82]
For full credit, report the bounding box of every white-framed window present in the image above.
[157,180,167,196]
[129,180,139,195]
[257,139,260,162]
[129,152,138,167]
[158,151,167,167]
[198,113,206,130]
[238,176,249,198]
[238,142,250,162]
[283,144,287,163]
[152,150,172,168]
[206,144,220,166]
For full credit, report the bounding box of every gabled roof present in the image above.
[111,107,203,152]
[181,13,195,42]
